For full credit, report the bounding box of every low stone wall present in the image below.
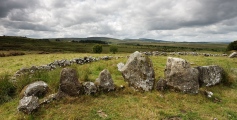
[11,56,120,81]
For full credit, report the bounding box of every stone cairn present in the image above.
[17,51,227,114]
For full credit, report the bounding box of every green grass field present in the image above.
[0,52,237,119]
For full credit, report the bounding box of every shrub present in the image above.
[0,75,16,104]
[0,53,5,57]
[9,51,25,56]
[110,45,118,54]
[227,40,237,51]
[92,45,103,53]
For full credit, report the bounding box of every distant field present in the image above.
[0,52,237,119]
[0,36,228,54]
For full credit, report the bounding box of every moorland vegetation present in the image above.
[0,36,236,119]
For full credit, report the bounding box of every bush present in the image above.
[0,53,5,57]
[92,45,103,53]
[227,40,237,51]
[0,75,16,104]
[110,45,118,54]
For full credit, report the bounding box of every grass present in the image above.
[0,52,236,119]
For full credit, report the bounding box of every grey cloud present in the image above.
[144,0,237,30]
[0,0,39,18]
[1,0,237,42]
[2,19,55,31]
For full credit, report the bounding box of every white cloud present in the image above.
[0,0,237,42]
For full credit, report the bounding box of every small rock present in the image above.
[17,96,39,114]
[205,90,213,98]
[117,62,124,72]
[40,93,59,105]
[97,110,108,119]
[156,79,167,91]
[83,82,97,95]
[95,69,115,92]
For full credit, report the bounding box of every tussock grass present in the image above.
[0,74,16,104]
[0,53,236,119]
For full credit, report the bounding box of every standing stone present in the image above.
[59,68,83,96]
[165,57,199,94]
[120,51,155,91]
[229,52,237,58]
[83,82,97,95]
[95,69,115,91]
[195,65,224,87]
[17,96,39,114]
[24,81,49,97]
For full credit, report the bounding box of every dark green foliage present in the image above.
[0,75,16,104]
[8,51,25,56]
[227,40,237,51]
[0,53,5,57]
[0,52,25,57]
[78,40,108,44]
[110,45,118,54]
[93,45,103,53]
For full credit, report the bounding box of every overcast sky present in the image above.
[0,0,237,42]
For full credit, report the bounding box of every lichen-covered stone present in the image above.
[120,51,155,91]
[83,82,97,95]
[59,68,83,96]
[165,57,199,94]
[196,65,224,87]
[24,81,49,97]
[95,69,115,91]
[17,96,39,114]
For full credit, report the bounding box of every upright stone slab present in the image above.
[95,69,115,91]
[120,51,155,91]
[165,57,199,94]
[59,68,83,96]
[195,65,224,86]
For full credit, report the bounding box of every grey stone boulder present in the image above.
[58,68,83,96]
[195,65,224,87]
[120,51,155,91]
[17,96,39,114]
[83,82,97,95]
[165,57,199,94]
[229,52,237,58]
[24,81,49,97]
[156,78,167,91]
[95,69,115,92]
